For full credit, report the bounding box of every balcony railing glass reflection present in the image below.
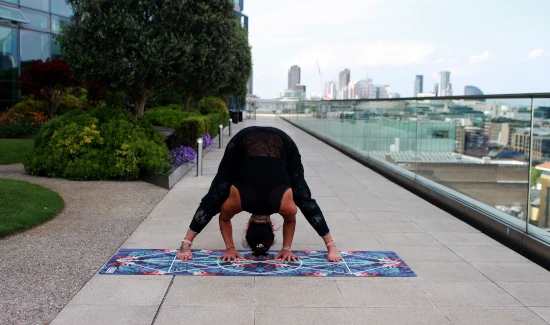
[275,94,550,245]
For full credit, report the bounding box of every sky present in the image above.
[244,0,550,99]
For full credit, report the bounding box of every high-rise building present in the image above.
[464,85,483,96]
[338,69,350,91]
[444,83,453,96]
[369,85,390,99]
[438,71,451,96]
[434,83,439,97]
[0,0,72,111]
[354,79,372,99]
[414,75,423,97]
[288,65,301,90]
[324,81,337,99]
[347,81,356,99]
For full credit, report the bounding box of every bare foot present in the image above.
[327,245,342,262]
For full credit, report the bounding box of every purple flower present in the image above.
[203,133,214,148]
[170,145,197,167]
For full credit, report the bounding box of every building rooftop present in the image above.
[49,115,550,325]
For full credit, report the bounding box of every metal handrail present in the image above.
[296,92,550,103]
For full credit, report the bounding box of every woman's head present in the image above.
[245,215,275,256]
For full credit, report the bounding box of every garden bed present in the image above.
[141,127,226,189]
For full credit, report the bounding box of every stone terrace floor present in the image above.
[51,114,550,325]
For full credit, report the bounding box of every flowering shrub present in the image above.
[25,107,170,180]
[170,145,196,167]
[0,106,49,138]
[203,133,214,148]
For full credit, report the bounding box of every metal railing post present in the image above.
[196,138,203,177]
[219,124,223,149]
[228,119,232,137]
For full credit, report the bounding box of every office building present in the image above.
[288,65,300,90]
[414,75,423,97]
[464,85,483,96]
[0,0,72,111]
[369,85,390,99]
[324,81,337,100]
[438,71,451,97]
[338,69,350,91]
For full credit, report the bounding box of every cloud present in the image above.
[528,49,544,59]
[468,50,490,64]
[434,58,457,65]
[282,42,435,70]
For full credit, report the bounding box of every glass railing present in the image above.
[276,93,550,245]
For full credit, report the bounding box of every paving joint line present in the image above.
[150,275,175,325]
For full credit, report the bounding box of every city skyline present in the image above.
[245,0,550,99]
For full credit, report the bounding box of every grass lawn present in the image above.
[0,178,64,237]
[0,139,34,164]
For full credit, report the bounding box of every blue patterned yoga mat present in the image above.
[99,249,415,277]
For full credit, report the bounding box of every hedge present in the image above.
[144,105,229,150]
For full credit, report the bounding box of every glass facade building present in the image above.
[0,0,72,111]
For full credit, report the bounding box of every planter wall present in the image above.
[141,127,226,189]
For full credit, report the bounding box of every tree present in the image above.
[59,0,190,116]
[216,20,252,100]
[531,167,542,187]
[17,58,77,118]
[175,0,240,111]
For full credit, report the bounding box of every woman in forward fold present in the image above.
[176,126,342,262]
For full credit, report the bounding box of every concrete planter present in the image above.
[141,127,226,189]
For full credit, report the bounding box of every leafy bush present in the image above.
[57,93,83,115]
[0,99,50,138]
[200,97,227,115]
[24,107,170,180]
[143,106,228,150]
[17,58,77,118]
[106,90,129,109]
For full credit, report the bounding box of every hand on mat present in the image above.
[275,249,300,262]
[176,245,193,260]
[220,247,242,261]
[327,246,342,262]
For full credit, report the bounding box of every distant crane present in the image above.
[316,61,330,100]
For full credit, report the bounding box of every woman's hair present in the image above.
[244,218,275,256]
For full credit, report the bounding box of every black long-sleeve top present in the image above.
[189,126,330,237]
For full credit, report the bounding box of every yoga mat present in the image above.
[99,249,415,277]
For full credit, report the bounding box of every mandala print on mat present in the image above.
[99,249,416,277]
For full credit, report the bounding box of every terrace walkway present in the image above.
[52,114,550,325]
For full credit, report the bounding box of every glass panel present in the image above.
[51,0,72,17]
[20,29,50,66]
[0,81,18,111]
[417,97,531,231]
[20,8,50,32]
[0,3,28,23]
[528,97,550,244]
[1,0,19,5]
[0,25,18,82]
[51,15,69,34]
[20,0,48,12]
[50,35,61,59]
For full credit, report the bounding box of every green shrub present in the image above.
[24,107,170,180]
[200,97,227,115]
[0,97,50,138]
[8,96,48,115]
[105,90,129,108]
[143,106,229,150]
